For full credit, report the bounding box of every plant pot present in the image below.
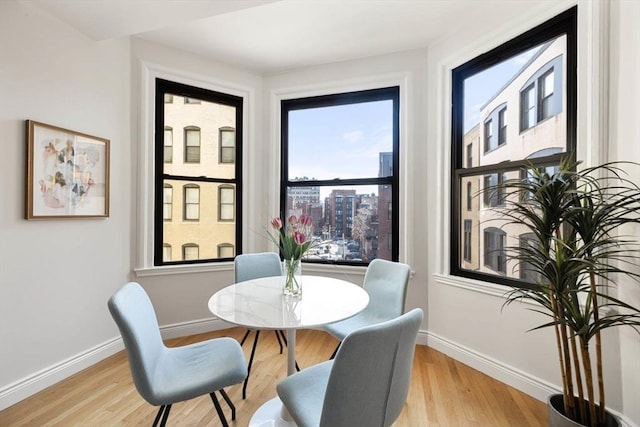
[548,394,619,427]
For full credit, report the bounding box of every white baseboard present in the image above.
[0,317,233,411]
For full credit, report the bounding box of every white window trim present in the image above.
[134,61,254,276]
[268,72,413,268]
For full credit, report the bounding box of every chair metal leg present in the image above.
[329,342,341,360]
[242,330,261,399]
[218,388,236,420]
[210,392,229,427]
[152,404,171,427]
[239,329,252,346]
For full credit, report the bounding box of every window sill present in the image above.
[134,261,233,277]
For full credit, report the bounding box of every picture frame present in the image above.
[26,120,110,219]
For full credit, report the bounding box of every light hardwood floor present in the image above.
[0,328,546,426]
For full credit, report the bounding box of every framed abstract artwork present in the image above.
[26,120,110,219]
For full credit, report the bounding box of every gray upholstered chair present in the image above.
[277,308,423,427]
[108,282,247,427]
[323,258,411,358]
[234,252,292,399]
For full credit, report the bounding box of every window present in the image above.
[466,182,472,211]
[539,69,554,120]
[484,228,506,273]
[164,127,173,163]
[498,107,507,145]
[463,219,472,262]
[219,127,235,164]
[451,7,576,287]
[483,173,505,207]
[281,86,399,265]
[163,244,171,262]
[218,243,235,258]
[519,233,540,282]
[183,244,199,260]
[483,119,493,153]
[466,143,473,168]
[184,126,201,163]
[218,185,235,221]
[184,185,200,221]
[164,94,173,103]
[521,84,536,130]
[155,78,243,265]
[163,184,172,220]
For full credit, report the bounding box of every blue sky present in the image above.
[288,99,393,184]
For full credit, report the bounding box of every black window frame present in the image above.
[154,78,243,266]
[450,7,576,288]
[281,86,400,265]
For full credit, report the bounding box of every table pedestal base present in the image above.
[249,396,297,427]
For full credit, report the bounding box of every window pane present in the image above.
[163,94,236,178]
[287,100,394,180]
[163,180,236,261]
[285,184,389,262]
[218,244,234,258]
[163,244,171,261]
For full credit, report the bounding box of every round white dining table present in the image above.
[208,275,369,427]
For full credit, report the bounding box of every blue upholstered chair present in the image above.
[277,308,423,427]
[108,282,247,427]
[323,258,411,358]
[234,252,292,399]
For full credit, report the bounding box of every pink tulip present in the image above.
[271,217,283,230]
[299,214,312,226]
[293,231,306,245]
[288,215,298,225]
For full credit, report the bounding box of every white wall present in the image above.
[611,1,640,424]
[0,1,131,408]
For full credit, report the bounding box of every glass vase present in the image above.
[283,258,302,297]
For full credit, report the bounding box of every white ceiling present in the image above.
[28,0,557,73]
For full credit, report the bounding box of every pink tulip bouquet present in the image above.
[268,214,314,261]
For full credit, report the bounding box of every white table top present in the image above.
[208,275,369,330]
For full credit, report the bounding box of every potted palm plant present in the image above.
[486,158,640,427]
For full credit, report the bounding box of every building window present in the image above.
[155,78,243,266]
[219,185,235,221]
[466,143,473,168]
[519,233,540,282]
[184,126,201,163]
[451,7,576,287]
[182,244,199,260]
[521,84,536,131]
[163,184,172,220]
[463,219,472,262]
[539,69,555,121]
[483,119,493,153]
[164,127,173,163]
[184,185,200,221]
[281,86,400,264]
[219,127,235,164]
[483,173,506,207]
[164,94,173,103]
[466,182,472,211]
[218,243,235,258]
[498,107,507,146]
[163,244,171,262]
[484,227,506,273]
